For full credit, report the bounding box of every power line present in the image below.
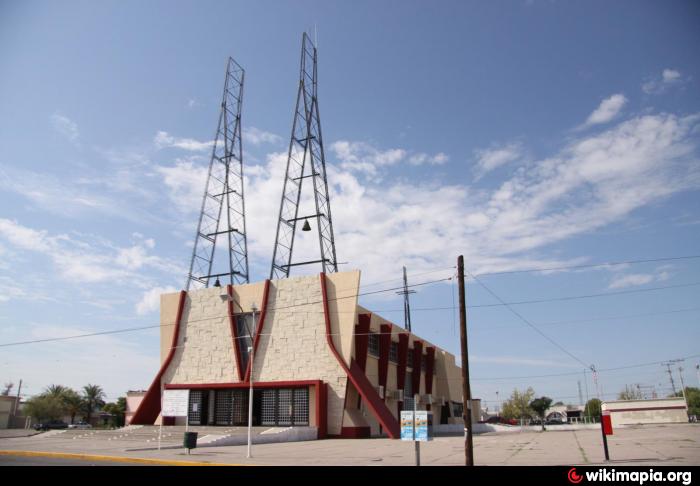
[471,353,700,381]
[468,271,591,369]
[468,281,700,308]
[0,276,453,348]
[474,255,700,278]
[475,306,700,332]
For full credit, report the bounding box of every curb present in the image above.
[0,450,248,466]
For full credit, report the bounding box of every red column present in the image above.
[396,333,409,417]
[412,340,423,397]
[424,347,435,411]
[378,324,392,393]
[355,313,371,372]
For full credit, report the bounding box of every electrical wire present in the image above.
[474,255,700,278]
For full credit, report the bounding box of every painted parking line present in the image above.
[0,450,250,466]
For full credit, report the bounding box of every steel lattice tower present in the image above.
[186,57,249,290]
[270,33,338,279]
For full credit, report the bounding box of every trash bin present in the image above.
[183,431,198,453]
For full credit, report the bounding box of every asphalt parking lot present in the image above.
[0,423,697,466]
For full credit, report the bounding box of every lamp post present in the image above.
[247,303,257,459]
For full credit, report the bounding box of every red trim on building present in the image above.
[340,426,371,438]
[165,380,321,390]
[244,279,271,383]
[424,347,435,412]
[606,406,687,413]
[411,340,423,397]
[355,313,371,372]
[165,379,327,439]
[227,284,245,382]
[130,290,187,425]
[319,273,400,439]
[396,333,409,417]
[378,324,392,392]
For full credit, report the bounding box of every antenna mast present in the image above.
[186,57,249,289]
[270,33,338,279]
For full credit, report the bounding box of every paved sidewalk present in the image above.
[0,423,697,466]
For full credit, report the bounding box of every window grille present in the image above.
[215,390,233,425]
[277,389,293,426]
[293,388,309,425]
[188,390,203,425]
[261,389,277,426]
[389,341,399,363]
[368,332,380,357]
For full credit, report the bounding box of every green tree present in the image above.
[102,397,126,428]
[24,395,66,422]
[584,398,601,419]
[529,396,553,431]
[82,384,106,424]
[44,384,70,398]
[62,389,85,424]
[618,385,643,401]
[671,387,700,417]
[501,387,535,421]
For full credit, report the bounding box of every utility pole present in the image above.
[457,255,474,466]
[663,361,678,395]
[13,379,22,416]
[677,366,688,413]
[578,380,584,406]
[396,266,415,332]
[696,364,700,387]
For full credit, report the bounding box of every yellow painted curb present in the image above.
[0,450,249,466]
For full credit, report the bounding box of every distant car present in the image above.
[68,421,92,429]
[545,418,565,425]
[33,420,68,431]
[485,416,518,425]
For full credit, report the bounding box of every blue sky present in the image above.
[1,0,699,407]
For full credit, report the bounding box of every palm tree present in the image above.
[63,389,85,424]
[43,384,69,398]
[82,384,106,424]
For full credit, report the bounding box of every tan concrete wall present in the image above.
[253,272,359,436]
[163,288,237,385]
[160,292,181,364]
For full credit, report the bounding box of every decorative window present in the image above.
[236,313,257,371]
[368,332,380,357]
[389,342,399,363]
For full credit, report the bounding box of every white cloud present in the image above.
[50,113,79,144]
[136,286,178,315]
[154,131,215,152]
[330,140,448,176]
[608,273,654,289]
[233,112,700,285]
[0,219,182,285]
[608,266,674,289]
[643,68,688,94]
[473,142,523,178]
[408,152,449,166]
[662,69,681,83]
[243,127,282,146]
[155,157,208,213]
[585,94,627,126]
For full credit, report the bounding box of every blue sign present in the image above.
[415,411,429,442]
[400,411,414,441]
